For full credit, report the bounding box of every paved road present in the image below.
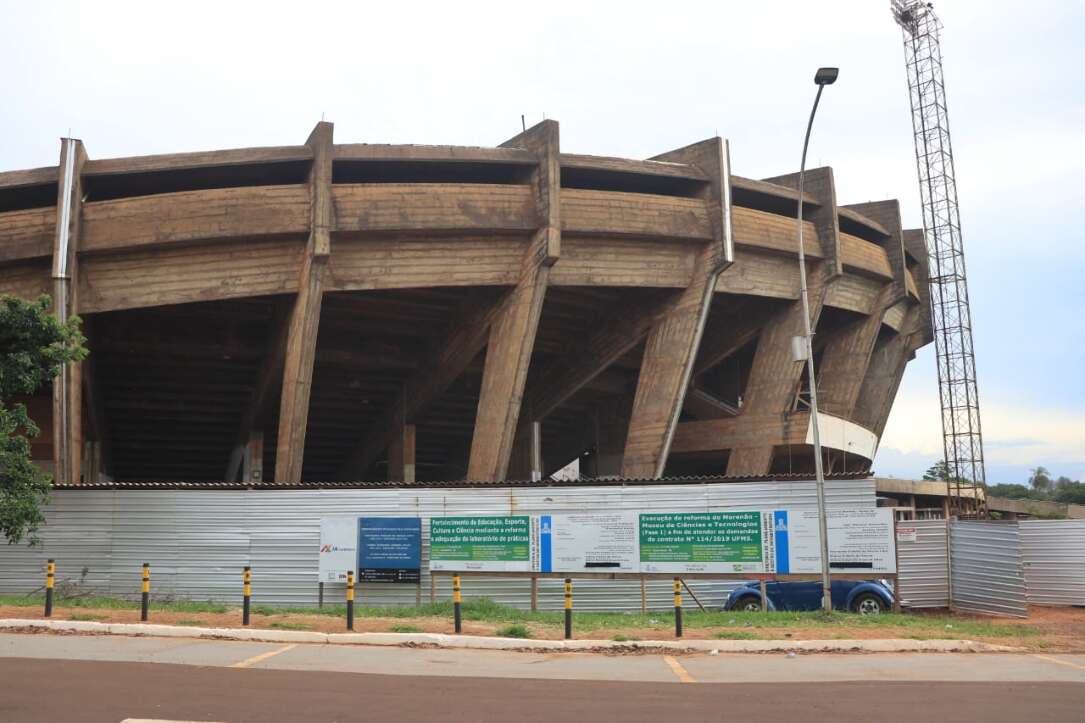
[1,633,1083,722]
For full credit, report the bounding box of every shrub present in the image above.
[610,634,640,642]
[495,623,532,639]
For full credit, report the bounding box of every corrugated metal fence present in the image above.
[895,519,949,608]
[949,521,1027,617]
[1020,520,1085,606]
[0,479,875,611]
[897,519,1085,615]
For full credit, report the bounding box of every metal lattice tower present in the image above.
[891,1,987,517]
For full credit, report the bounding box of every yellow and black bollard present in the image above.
[140,563,150,621]
[242,566,252,626]
[44,559,55,617]
[673,577,683,638]
[452,574,462,634]
[346,571,355,630]
[564,578,573,640]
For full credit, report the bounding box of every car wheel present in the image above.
[735,595,762,612]
[850,592,885,615]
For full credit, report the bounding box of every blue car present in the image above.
[724,579,895,614]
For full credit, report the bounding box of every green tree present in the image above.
[1,294,86,545]
[987,483,1032,499]
[923,460,952,481]
[1053,480,1085,505]
[1028,466,1054,497]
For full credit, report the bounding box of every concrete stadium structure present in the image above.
[0,121,932,484]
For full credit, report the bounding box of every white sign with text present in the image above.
[766,508,896,574]
[318,517,358,582]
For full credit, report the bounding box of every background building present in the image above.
[0,120,931,484]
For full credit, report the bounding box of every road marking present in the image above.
[663,655,696,683]
[229,643,297,669]
[1031,654,1085,672]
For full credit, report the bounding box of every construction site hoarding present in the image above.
[0,480,878,610]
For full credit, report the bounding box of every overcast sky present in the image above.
[2,0,1082,483]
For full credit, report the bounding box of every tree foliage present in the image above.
[1,294,86,545]
[922,460,951,481]
[922,460,969,484]
[975,462,1083,505]
[1028,466,1053,495]
[987,483,1032,499]
[924,459,1082,506]
[1053,481,1085,505]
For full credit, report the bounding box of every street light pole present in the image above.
[797,67,838,614]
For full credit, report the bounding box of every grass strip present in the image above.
[0,595,229,614]
[0,595,1036,639]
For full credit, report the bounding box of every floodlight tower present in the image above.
[891,1,987,517]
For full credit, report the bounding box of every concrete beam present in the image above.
[622,138,733,478]
[817,286,894,419]
[225,300,291,482]
[724,263,833,476]
[275,122,334,483]
[903,228,934,346]
[79,318,111,482]
[242,430,265,483]
[854,307,922,438]
[387,423,416,484]
[467,120,560,482]
[51,137,87,485]
[762,167,841,276]
[843,200,908,302]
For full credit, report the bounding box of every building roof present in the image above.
[52,472,871,491]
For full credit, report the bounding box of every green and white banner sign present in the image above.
[429,516,532,572]
[428,509,894,575]
[639,511,767,573]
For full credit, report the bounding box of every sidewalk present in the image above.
[0,617,1017,654]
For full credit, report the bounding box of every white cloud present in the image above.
[881,386,1085,470]
[879,392,943,457]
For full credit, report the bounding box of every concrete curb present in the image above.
[0,618,1019,653]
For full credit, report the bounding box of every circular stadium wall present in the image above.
[0,120,932,484]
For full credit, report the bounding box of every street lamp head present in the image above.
[814,67,839,86]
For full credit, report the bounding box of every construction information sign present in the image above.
[429,516,532,572]
[536,512,639,573]
[318,517,358,583]
[638,511,765,573]
[426,509,894,575]
[766,508,896,574]
[358,517,422,583]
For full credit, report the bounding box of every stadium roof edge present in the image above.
[51,472,872,491]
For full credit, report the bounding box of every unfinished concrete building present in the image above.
[0,121,933,484]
